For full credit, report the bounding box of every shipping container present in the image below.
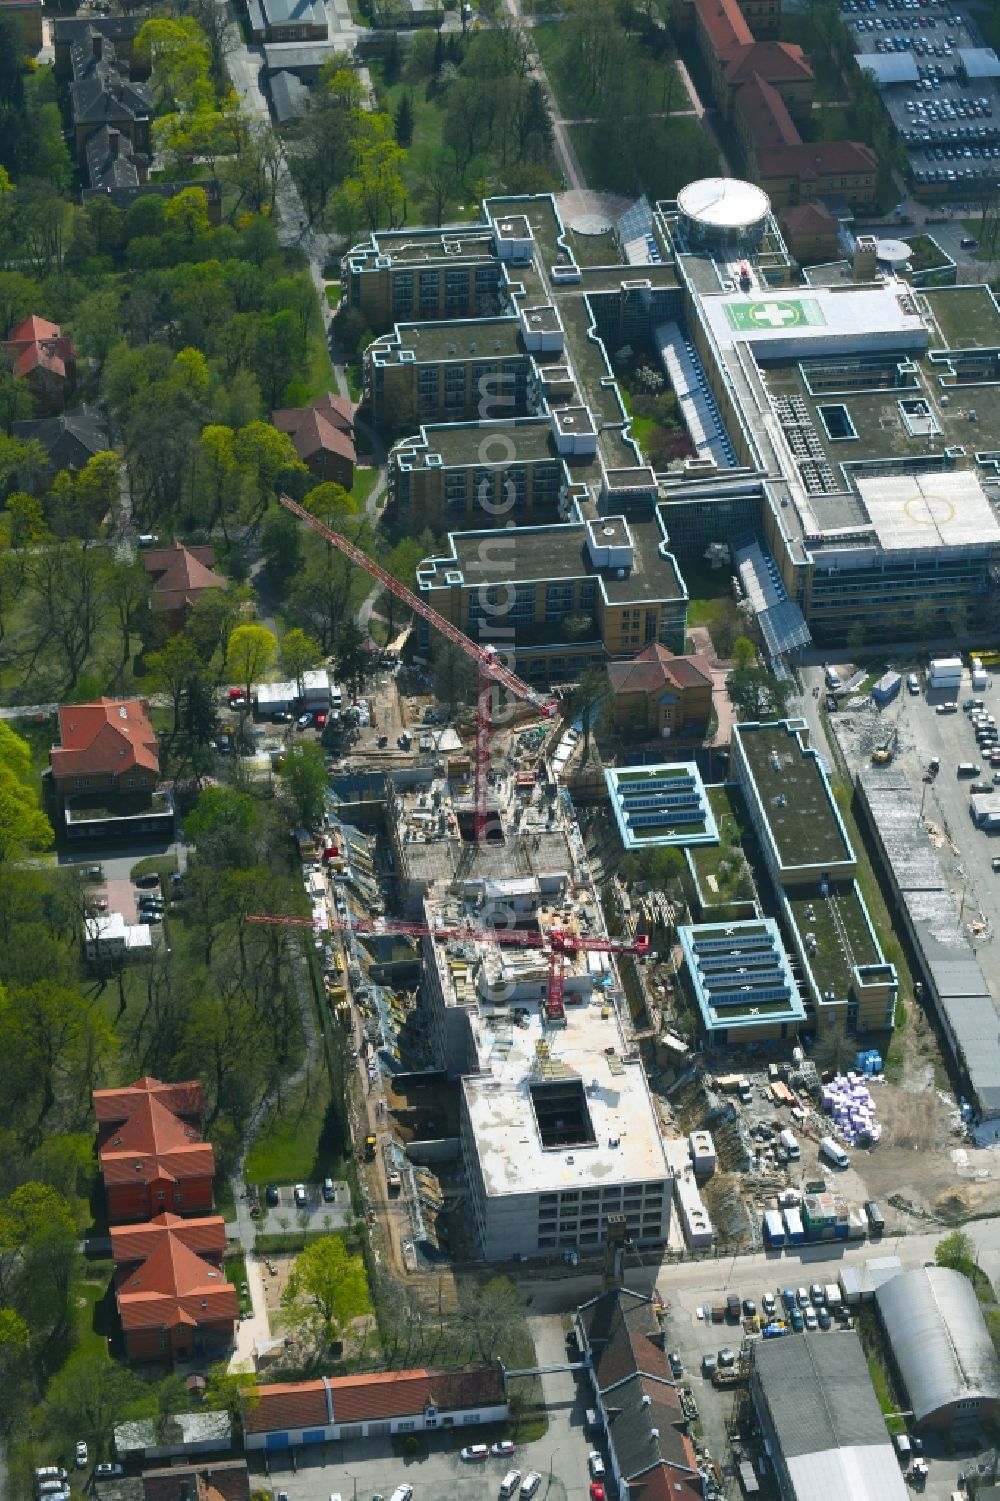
[783,1206,805,1244]
[764,1209,785,1247]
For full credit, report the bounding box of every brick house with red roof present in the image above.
[115,1224,237,1361]
[98,1091,216,1223]
[242,1364,507,1449]
[607,644,713,740]
[141,542,227,631]
[111,1211,227,1267]
[271,391,356,489]
[2,315,77,413]
[692,0,876,213]
[94,1076,205,1133]
[779,201,840,263]
[49,696,159,810]
[142,1461,251,1501]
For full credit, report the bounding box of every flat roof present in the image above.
[606,763,717,849]
[735,720,855,872]
[923,284,1000,350]
[677,177,770,230]
[378,317,523,365]
[858,472,1000,554]
[678,918,805,1031]
[702,281,928,357]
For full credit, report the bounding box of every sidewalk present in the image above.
[229,1250,272,1373]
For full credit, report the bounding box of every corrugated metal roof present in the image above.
[786,1445,909,1501]
[856,51,919,84]
[875,1266,1000,1424]
[754,1333,892,1457]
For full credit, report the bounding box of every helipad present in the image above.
[858,471,1000,553]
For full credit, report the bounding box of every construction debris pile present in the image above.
[821,1071,882,1147]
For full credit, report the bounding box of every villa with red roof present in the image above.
[607,644,713,740]
[242,1365,507,1449]
[50,696,159,807]
[114,1219,237,1361]
[94,1076,205,1133]
[2,315,77,412]
[111,1211,227,1266]
[141,542,227,630]
[272,391,356,489]
[98,1088,216,1223]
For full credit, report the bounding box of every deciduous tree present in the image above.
[282,1235,370,1345]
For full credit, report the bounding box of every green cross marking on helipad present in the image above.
[724,297,826,334]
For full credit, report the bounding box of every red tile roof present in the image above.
[309,390,354,434]
[116,1233,237,1331]
[141,542,226,614]
[627,1469,703,1501]
[94,1077,204,1126]
[329,1365,506,1422]
[3,316,75,382]
[694,0,752,53]
[736,72,802,150]
[271,406,356,467]
[781,201,839,234]
[608,644,712,700]
[99,1095,215,1187]
[51,697,159,782]
[724,39,813,85]
[143,1461,251,1501]
[758,138,877,178]
[111,1212,227,1265]
[243,1381,330,1435]
[244,1364,505,1434]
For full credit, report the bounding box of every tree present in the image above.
[45,1353,153,1458]
[0,723,53,863]
[235,421,304,524]
[184,786,262,869]
[394,93,414,149]
[227,622,277,701]
[281,627,322,693]
[0,984,117,1143]
[343,112,407,232]
[726,666,794,723]
[204,1362,258,1428]
[335,618,370,696]
[281,1234,370,1345]
[147,632,207,737]
[460,1275,523,1362]
[935,1231,978,1274]
[278,743,328,828]
[731,636,756,669]
[574,663,609,758]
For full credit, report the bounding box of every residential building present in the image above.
[141,542,226,630]
[575,1288,702,1501]
[48,697,165,837]
[606,643,713,738]
[113,1216,236,1362]
[416,512,687,684]
[245,0,328,44]
[876,1266,1000,1430]
[1,0,43,51]
[81,179,223,221]
[96,1085,216,1223]
[3,316,77,413]
[750,1332,910,1501]
[271,391,356,488]
[142,1461,250,1501]
[12,405,110,484]
[730,720,896,1033]
[95,1077,205,1134]
[242,1365,508,1449]
[53,16,143,80]
[111,1211,228,1267]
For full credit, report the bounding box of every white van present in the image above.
[779,1128,800,1160]
[500,1472,522,1498]
[820,1136,849,1170]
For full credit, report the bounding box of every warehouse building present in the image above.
[857,768,1000,1128]
[750,1332,909,1501]
[875,1266,1000,1431]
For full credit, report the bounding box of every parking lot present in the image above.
[842,0,1000,195]
[253,1180,353,1236]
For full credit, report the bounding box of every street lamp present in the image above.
[343,1470,358,1501]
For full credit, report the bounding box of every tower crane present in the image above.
[246,910,649,1021]
[277,494,558,844]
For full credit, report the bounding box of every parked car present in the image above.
[521,1476,541,1499]
[762,1292,777,1318]
[297,712,313,730]
[95,1465,124,1480]
[265,1185,279,1206]
[75,1443,88,1470]
[810,1283,826,1306]
[491,1442,516,1457]
[668,1350,683,1378]
[588,1487,604,1501]
[461,1447,490,1463]
[272,711,294,724]
[83,864,104,881]
[315,712,327,728]
[702,1352,718,1377]
[742,1298,756,1318]
[790,1308,804,1332]
[587,1454,605,1479]
[293,1183,307,1207]
[322,1177,335,1202]
[818,1308,832,1330]
[797,1287,811,1308]
[804,1308,819,1330]
[134,873,160,889]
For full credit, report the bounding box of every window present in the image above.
[396,1422,416,1432]
[75,777,91,789]
[445,269,469,305]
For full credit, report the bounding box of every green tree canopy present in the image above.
[281,1234,370,1346]
[278,743,328,829]
[0,723,52,863]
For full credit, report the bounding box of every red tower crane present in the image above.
[278,494,558,843]
[246,911,649,1021]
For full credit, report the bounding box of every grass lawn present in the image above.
[867,1352,905,1434]
[961,221,1000,262]
[368,66,477,228]
[619,389,657,453]
[245,1063,346,1187]
[325,281,341,308]
[567,118,717,200]
[350,465,380,512]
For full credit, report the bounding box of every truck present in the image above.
[820,1136,849,1170]
[872,671,901,706]
[779,1128,800,1160]
[363,1134,377,1161]
[783,1206,805,1244]
[929,655,963,687]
